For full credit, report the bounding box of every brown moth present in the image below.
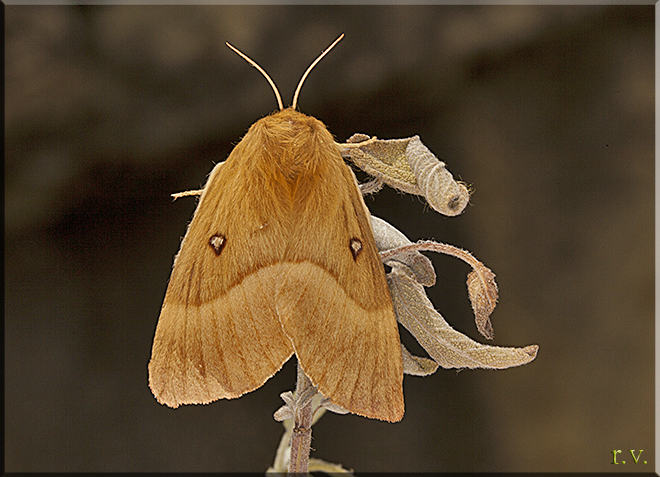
[148,35,405,422]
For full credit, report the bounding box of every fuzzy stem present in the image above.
[380,240,482,269]
[288,361,314,475]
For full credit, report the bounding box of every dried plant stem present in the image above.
[171,189,203,200]
[288,361,314,475]
[380,240,480,269]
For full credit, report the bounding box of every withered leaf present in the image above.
[467,264,498,340]
[371,215,436,287]
[380,240,501,340]
[388,263,538,370]
[401,343,439,376]
[339,135,469,216]
[273,391,295,422]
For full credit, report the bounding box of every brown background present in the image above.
[5,5,654,473]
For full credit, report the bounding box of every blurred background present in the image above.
[5,5,654,473]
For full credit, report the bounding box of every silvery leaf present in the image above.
[340,134,469,216]
[371,215,436,287]
[388,263,538,370]
[401,343,439,376]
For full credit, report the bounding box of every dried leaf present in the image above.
[358,177,384,196]
[371,215,436,287]
[343,133,415,189]
[381,240,500,339]
[296,383,318,410]
[273,386,321,423]
[388,263,538,370]
[401,343,439,376]
[310,393,327,424]
[273,405,294,422]
[406,136,470,217]
[340,134,469,216]
[307,458,354,474]
[273,391,295,421]
[467,265,498,339]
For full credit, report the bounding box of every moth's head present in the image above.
[249,107,336,157]
[263,107,310,125]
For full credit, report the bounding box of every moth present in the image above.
[149,35,406,422]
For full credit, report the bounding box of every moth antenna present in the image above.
[226,42,284,111]
[291,33,344,110]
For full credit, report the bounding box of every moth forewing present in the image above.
[149,118,298,408]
